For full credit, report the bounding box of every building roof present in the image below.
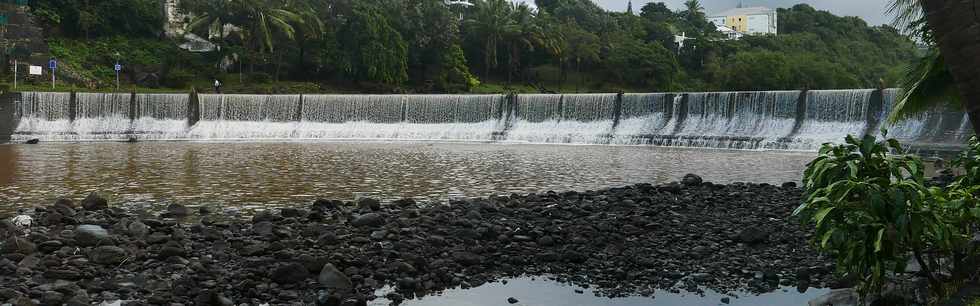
[708,7,775,18]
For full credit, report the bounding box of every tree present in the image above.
[560,20,599,91]
[604,35,678,90]
[887,0,980,137]
[504,3,545,85]
[337,3,409,85]
[466,0,517,79]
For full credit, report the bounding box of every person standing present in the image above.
[214,79,223,94]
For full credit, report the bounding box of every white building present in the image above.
[715,25,743,40]
[707,7,777,36]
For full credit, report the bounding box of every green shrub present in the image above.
[162,69,194,89]
[795,133,979,298]
[247,72,273,84]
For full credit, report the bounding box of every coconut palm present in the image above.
[504,3,544,85]
[887,0,980,136]
[186,0,312,54]
[467,0,518,79]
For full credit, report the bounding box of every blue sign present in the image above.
[114,64,122,71]
[48,59,56,70]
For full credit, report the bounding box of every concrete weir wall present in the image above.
[0,92,19,143]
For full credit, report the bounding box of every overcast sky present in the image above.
[519,0,895,25]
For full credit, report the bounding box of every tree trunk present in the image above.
[922,0,980,136]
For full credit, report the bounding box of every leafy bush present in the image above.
[247,72,273,84]
[162,69,194,89]
[795,133,979,298]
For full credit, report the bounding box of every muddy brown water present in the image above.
[0,141,816,215]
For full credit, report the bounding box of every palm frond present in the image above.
[888,50,963,122]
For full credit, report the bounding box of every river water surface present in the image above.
[0,141,814,214]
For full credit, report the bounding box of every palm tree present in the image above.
[467,0,518,79]
[504,3,543,85]
[186,0,314,73]
[887,0,980,136]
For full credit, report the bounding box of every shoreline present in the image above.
[0,176,836,305]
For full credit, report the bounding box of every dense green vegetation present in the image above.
[796,133,980,301]
[13,0,919,93]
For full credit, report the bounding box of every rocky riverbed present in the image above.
[0,175,837,305]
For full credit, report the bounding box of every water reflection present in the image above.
[0,142,815,214]
[369,276,828,306]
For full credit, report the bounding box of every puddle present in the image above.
[369,276,828,306]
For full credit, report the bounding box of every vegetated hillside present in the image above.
[9,0,917,94]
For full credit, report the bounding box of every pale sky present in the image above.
[518,0,895,26]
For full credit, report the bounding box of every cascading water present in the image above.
[191,94,301,139]
[613,93,673,144]
[789,89,874,150]
[132,93,189,139]
[670,91,801,149]
[506,94,618,144]
[72,93,132,139]
[295,95,504,140]
[13,92,73,140]
[8,89,972,151]
[877,89,974,146]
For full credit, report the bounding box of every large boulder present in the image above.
[81,193,108,211]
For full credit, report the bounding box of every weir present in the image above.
[5,89,974,151]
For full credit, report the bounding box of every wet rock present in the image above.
[41,291,64,305]
[507,297,519,304]
[271,262,310,284]
[252,211,276,223]
[280,208,303,218]
[350,213,384,227]
[318,264,352,290]
[357,198,381,211]
[1,237,35,255]
[199,206,213,215]
[312,199,339,212]
[89,246,127,265]
[126,221,149,238]
[74,225,111,246]
[682,174,703,186]
[782,182,798,189]
[162,204,190,218]
[81,192,108,211]
[44,269,81,280]
[392,198,417,208]
[25,139,39,144]
[721,297,731,304]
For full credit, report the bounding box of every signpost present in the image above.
[48,58,57,89]
[114,63,122,90]
[12,60,16,89]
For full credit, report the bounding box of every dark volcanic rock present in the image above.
[319,263,353,290]
[271,262,310,284]
[80,192,108,211]
[357,198,381,211]
[74,225,111,246]
[682,174,703,186]
[737,226,770,244]
[1,237,35,255]
[0,179,834,304]
[163,203,190,218]
[89,246,127,265]
[350,213,384,227]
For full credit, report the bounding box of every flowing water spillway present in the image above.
[7,89,973,151]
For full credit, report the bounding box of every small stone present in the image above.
[74,225,112,246]
[737,226,769,244]
[280,208,303,218]
[782,182,798,188]
[164,204,190,217]
[318,264,352,290]
[357,198,381,211]
[682,174,703,186]
[270,262,310,284]
[89,246,127,265]
[1,237,35,255]
[350,213,384,227]
[721,297,730,304]
[81,192,108,211]
[507,297,519,304]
